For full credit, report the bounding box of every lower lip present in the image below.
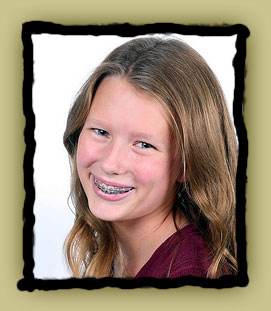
[91,176,134,202]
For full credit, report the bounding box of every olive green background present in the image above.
[0,0,270,310]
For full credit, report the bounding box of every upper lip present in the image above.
[93,174,134,189]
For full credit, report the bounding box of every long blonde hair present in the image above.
[63,36,238,278]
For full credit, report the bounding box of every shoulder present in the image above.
[168,224,212,278]
[135,224,212,279]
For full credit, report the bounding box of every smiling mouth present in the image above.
[94,176,134,195]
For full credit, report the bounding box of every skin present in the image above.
[76,76,186,276]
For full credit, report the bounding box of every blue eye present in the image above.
[136,142,154,149]
[93,128,109,137]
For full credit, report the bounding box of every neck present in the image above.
[112,210,187,278]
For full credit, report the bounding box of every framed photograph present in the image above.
[18,22,249,291]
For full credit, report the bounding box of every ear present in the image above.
[177,168,188,183]
[177,153,188,183]
[177,174,186,183]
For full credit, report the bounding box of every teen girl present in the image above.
[63,36,238,278]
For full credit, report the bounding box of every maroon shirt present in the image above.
[135,224,212,279]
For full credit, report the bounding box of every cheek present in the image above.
[132,156,171,186]
[76,133,100,168]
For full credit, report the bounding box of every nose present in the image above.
[100,140,128,176]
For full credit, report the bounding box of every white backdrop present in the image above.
[32,33,237,279]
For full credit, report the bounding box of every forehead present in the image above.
[88,77,170,140]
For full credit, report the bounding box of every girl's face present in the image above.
[76,77,177,225]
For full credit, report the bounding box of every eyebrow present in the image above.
[85,118,108,128]
[129,131,159,142]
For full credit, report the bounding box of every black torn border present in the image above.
[18,22,250,291]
